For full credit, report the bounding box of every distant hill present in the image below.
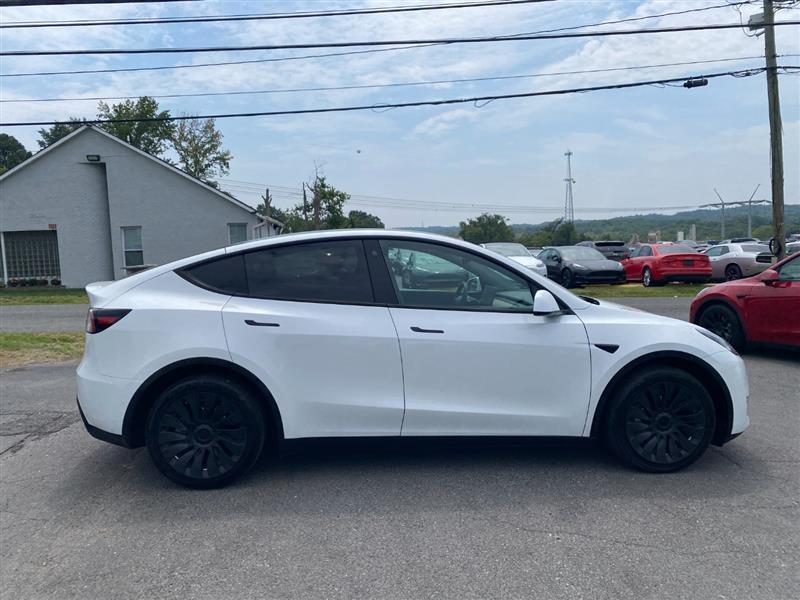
[402,205,800,242]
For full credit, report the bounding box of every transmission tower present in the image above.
[564,150,575,222]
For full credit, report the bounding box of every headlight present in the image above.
[697,327,738,355]
[572,263,586,269]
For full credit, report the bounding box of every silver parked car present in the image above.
[703,243,772,281]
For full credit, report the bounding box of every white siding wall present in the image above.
[0,128,261,287]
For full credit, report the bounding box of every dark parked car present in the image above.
[537,246,626,288]
[576,240,630,261]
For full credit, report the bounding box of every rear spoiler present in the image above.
[85,281,117,308]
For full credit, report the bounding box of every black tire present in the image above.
[642,267,654,287]
[697,303,746,351]
[145,375,266,489]
[725,264,743,281]
[605,367,715,473]
[561,268,574,288]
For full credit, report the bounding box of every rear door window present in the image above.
[245,240,374,304]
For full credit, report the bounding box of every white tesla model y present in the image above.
[77,230,749,488]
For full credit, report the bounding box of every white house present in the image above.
[0,125,282,288]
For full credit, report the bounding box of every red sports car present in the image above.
[690,253,800,350]
[621,243,712,287]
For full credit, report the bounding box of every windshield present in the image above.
[485,243,531,257]
[657,245,695,255]
[560,247,606,261]
[741,244,769,253]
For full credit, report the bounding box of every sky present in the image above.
[1,0,799,228]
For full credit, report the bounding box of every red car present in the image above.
[690,252,800,350]
[621,243,712,287]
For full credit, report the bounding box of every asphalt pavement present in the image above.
[0,304,88,333]
[1,297,798,600]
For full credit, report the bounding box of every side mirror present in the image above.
[533,290,561,316]
[761,269,780,285]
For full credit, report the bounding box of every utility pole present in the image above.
[311,180,321,230]
[564,150,575,222]
[263,187,271,217]
[302,184,309,224]
[763,0,786,258]
[714,188,726,239]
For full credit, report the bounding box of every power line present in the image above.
[5,67,794,128]
[0,0,552,28]
[0,2,762,78]
[0,55,768,104]
[5,21,798,57]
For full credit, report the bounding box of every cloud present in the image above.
[411,108,477,136]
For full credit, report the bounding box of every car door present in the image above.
[376,239,592,437]
[744,256,800,345]
[622,246,645,279]
[705,246,729,279]
[221,239,405,438]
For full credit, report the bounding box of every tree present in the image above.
[36,118,86,149]
[551,221,579,246]
[97,97,174,157]
[0,134,31,173]
[171,117,232,185]
[347,210,384,229]
[458,213,514,244]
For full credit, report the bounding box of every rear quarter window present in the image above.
[179,254,247,294]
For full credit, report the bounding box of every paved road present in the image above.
[0,298,691,333]
[1,299,798,599]
[0,304,88,333]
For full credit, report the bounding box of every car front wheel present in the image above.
[145,375,266,489]
[642,267,654,287]
[605,367,715,472]
[561,268,574,288]
[697,303,745,351]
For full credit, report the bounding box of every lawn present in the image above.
[577,283,711,298]
[0,288,88,305]
[0,332,85,368]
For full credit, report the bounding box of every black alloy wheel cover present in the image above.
[725,264,742,281]
[624,380,707,465]
[157,390,248,480]
[699,306,737,344]
[562,268,573,287]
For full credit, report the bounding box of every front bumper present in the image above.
[574,271,626,285]
[707,348,750,439]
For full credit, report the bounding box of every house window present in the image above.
[122,227,143,267]
[228,223,248,245]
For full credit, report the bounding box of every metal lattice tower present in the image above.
[564,150,575,222]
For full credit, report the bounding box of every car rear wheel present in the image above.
[145,375,266,489]
[697,303,745,351]
[605,367,715,472]
[725,264,743,281]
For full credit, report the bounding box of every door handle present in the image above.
[245,319,280,327]
[410,326,444,334]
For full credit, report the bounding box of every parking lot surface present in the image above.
[1,298,798,599]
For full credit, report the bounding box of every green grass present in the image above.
[580,283,711,298]
[0,332,84,367]
[0,288,88,305]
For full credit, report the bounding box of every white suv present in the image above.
[77,230,749,488]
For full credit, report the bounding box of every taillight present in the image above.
[86,309,131,334]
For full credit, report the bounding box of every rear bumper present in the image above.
[660,273,711,283]
[76,358,138,442]
[77,398,130,448]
